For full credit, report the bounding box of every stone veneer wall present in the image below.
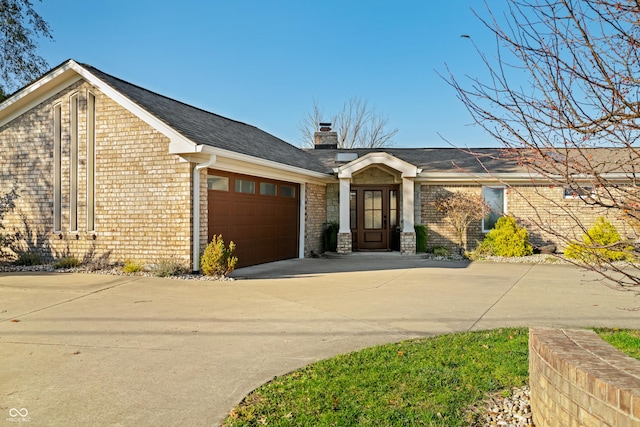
[0,80,194,265]
[326,183,339,224]
[305,183,326,256]
[421,184,633,252]
[529,327,640,427]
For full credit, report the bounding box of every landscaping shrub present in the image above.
[13,252,42,266]
[431,246,451,257]
[0,188,19,259]
[415,224,428,253]
[201,235,238,276]
[477,216,533,257]
[565,216,632,262]
[323,220,339,253]
[52,256,81,269]
[122,259,145,273]
[151,258,188,277]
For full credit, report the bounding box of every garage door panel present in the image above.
[208,171,299,268]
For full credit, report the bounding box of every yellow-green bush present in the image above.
[52,256,81,269]
[477,216,533,257]
[565,217,632,262]
[122,259,145,273]
[201,235,238,276]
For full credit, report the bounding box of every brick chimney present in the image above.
[314,122,338,149]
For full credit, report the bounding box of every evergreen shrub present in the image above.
[201,234,238,276]
[477,216,533,257]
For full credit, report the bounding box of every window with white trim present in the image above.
[563,186,594,199]
[86,91,96,232]
[53,103,62,232]
[482,187,506,232]
[69,93,79,232]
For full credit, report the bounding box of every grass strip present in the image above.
[224,327,638,426]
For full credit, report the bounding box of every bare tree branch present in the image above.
[299,97,398,148]
[446,0,640,290]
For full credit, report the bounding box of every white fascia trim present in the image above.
[416,172,637,185]
[336,152,419,179]
[0,66,81,127]
[416,172,541,184]
[197,146,333,183]
[66,62,198,152]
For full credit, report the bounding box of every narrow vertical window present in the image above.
[53,104,62,232]
[69,94,78,232]
[482,187,506,232]
[86,91,96,232]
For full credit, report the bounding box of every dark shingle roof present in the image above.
[81,64,330,174]
[307,148,525,174]
[306,147,639,176]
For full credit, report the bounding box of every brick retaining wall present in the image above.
[529,327,640,427]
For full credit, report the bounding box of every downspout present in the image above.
[192,154,217,272]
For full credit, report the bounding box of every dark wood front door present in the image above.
[351,185,399,251]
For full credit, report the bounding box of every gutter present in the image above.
[192,154,217,272]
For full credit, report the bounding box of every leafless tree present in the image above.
[446,0,640,290]
[299,97,398,148]
[434,190,488,253]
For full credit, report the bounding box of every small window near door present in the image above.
[235,179,255,194]
[390,190,398,228]
[208,176,229,191]
[482,187,506,232]
[260,182,277,196]
[350,190,357,228]
[281,185,296,198]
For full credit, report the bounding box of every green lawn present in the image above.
[224,328,639,426]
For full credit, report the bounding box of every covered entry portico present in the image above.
[334,153,421,254]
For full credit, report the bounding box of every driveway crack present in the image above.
[0,276,142,322]
[467,264,534,331]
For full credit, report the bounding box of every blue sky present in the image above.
[34,1,507,148]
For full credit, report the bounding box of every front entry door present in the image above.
[351,185,398,250]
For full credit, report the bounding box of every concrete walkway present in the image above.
[0,258,638,426]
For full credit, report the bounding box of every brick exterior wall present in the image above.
[304,183,326,257]
[421,185,484,251]
[421,184,634,253]
[0,80,194,266]
[507,185,633,249]
[529,327,640,427]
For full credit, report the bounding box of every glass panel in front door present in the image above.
[364,190,383,229]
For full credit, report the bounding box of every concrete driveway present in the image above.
[1,257,638,426]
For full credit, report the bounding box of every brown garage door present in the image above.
[207,170,299,268]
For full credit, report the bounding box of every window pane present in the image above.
[350,190,357,229]
[482,187,504,231]
[208,176,229,191]
[364,190,383,229]
[390,190,397,228]
[563,186,593,199]
[260,182,277,196]
[373,192,382,209]
[281,185,295,198]
[364,211,373,229]
[235,179,255,194]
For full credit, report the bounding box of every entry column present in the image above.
[337,177,352,254]
[401,177,416,254]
